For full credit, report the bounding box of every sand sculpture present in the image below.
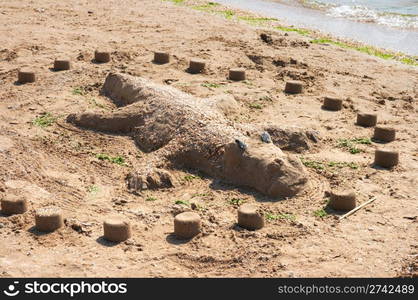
[67,73,310,198]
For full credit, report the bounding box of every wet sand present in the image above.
[217,0,418,55]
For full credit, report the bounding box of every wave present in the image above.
[299,0,418,29]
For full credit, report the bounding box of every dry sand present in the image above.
[0,0,417,277]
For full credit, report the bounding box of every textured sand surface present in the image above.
[0,0,417,277]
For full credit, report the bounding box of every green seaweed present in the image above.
[311,38,418,66]
[337,138,371,154]
[228,198,246,206]
[266,213,296,221]
[72,86,85,95]
[164,0,185,4]
[238,16,278,26]
[192,2,220,11]
[175,199,191,206]
[201,82,224,88]
[183,174,201,182]
[313,208,328,218]
[249,103,263,109]
[300,158,325,170]
[95,153,126,166]
[33,113,56,127]
[301,158,359,170]
[327,161,359,169]
[275,25,310,36]
[87,185,99,194]
[214,10,235,19]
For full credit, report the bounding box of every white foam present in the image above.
[327,4,418,29]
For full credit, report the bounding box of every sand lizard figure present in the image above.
[67,73,308,198]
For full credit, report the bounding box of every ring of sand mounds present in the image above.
[1,195,28,215]
[229,68,246,81]
[35,206,64,232]
[356,112,377,127]
[328,189,356,211]
[174,212,201,239]
[94,50,111,63]
[103,217,132,242]
[237,204,264,230]
[284,80,303,94]
[154,51,170,64]
[322,96,343,111]
[188,58,206,74]
[373,126,396,142]
[54,58,71,71]
[18,68,36,83]
[374,148,399,168]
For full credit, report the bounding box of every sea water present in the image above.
[300,0,418,29]
[215,0,418,55]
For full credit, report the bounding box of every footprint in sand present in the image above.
[4,180,51,200]
[0,136,14,152]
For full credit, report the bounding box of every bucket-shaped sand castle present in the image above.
[1,196,28,215]
[174,212,201,239]
[237,204,264,230]
[103,217,132,242]
[328,189,356,211]
[35,206,64,232]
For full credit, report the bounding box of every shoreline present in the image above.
[281,0,418,21]
[169,0,418,63]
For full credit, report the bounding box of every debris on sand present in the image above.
[260,131,272,144]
